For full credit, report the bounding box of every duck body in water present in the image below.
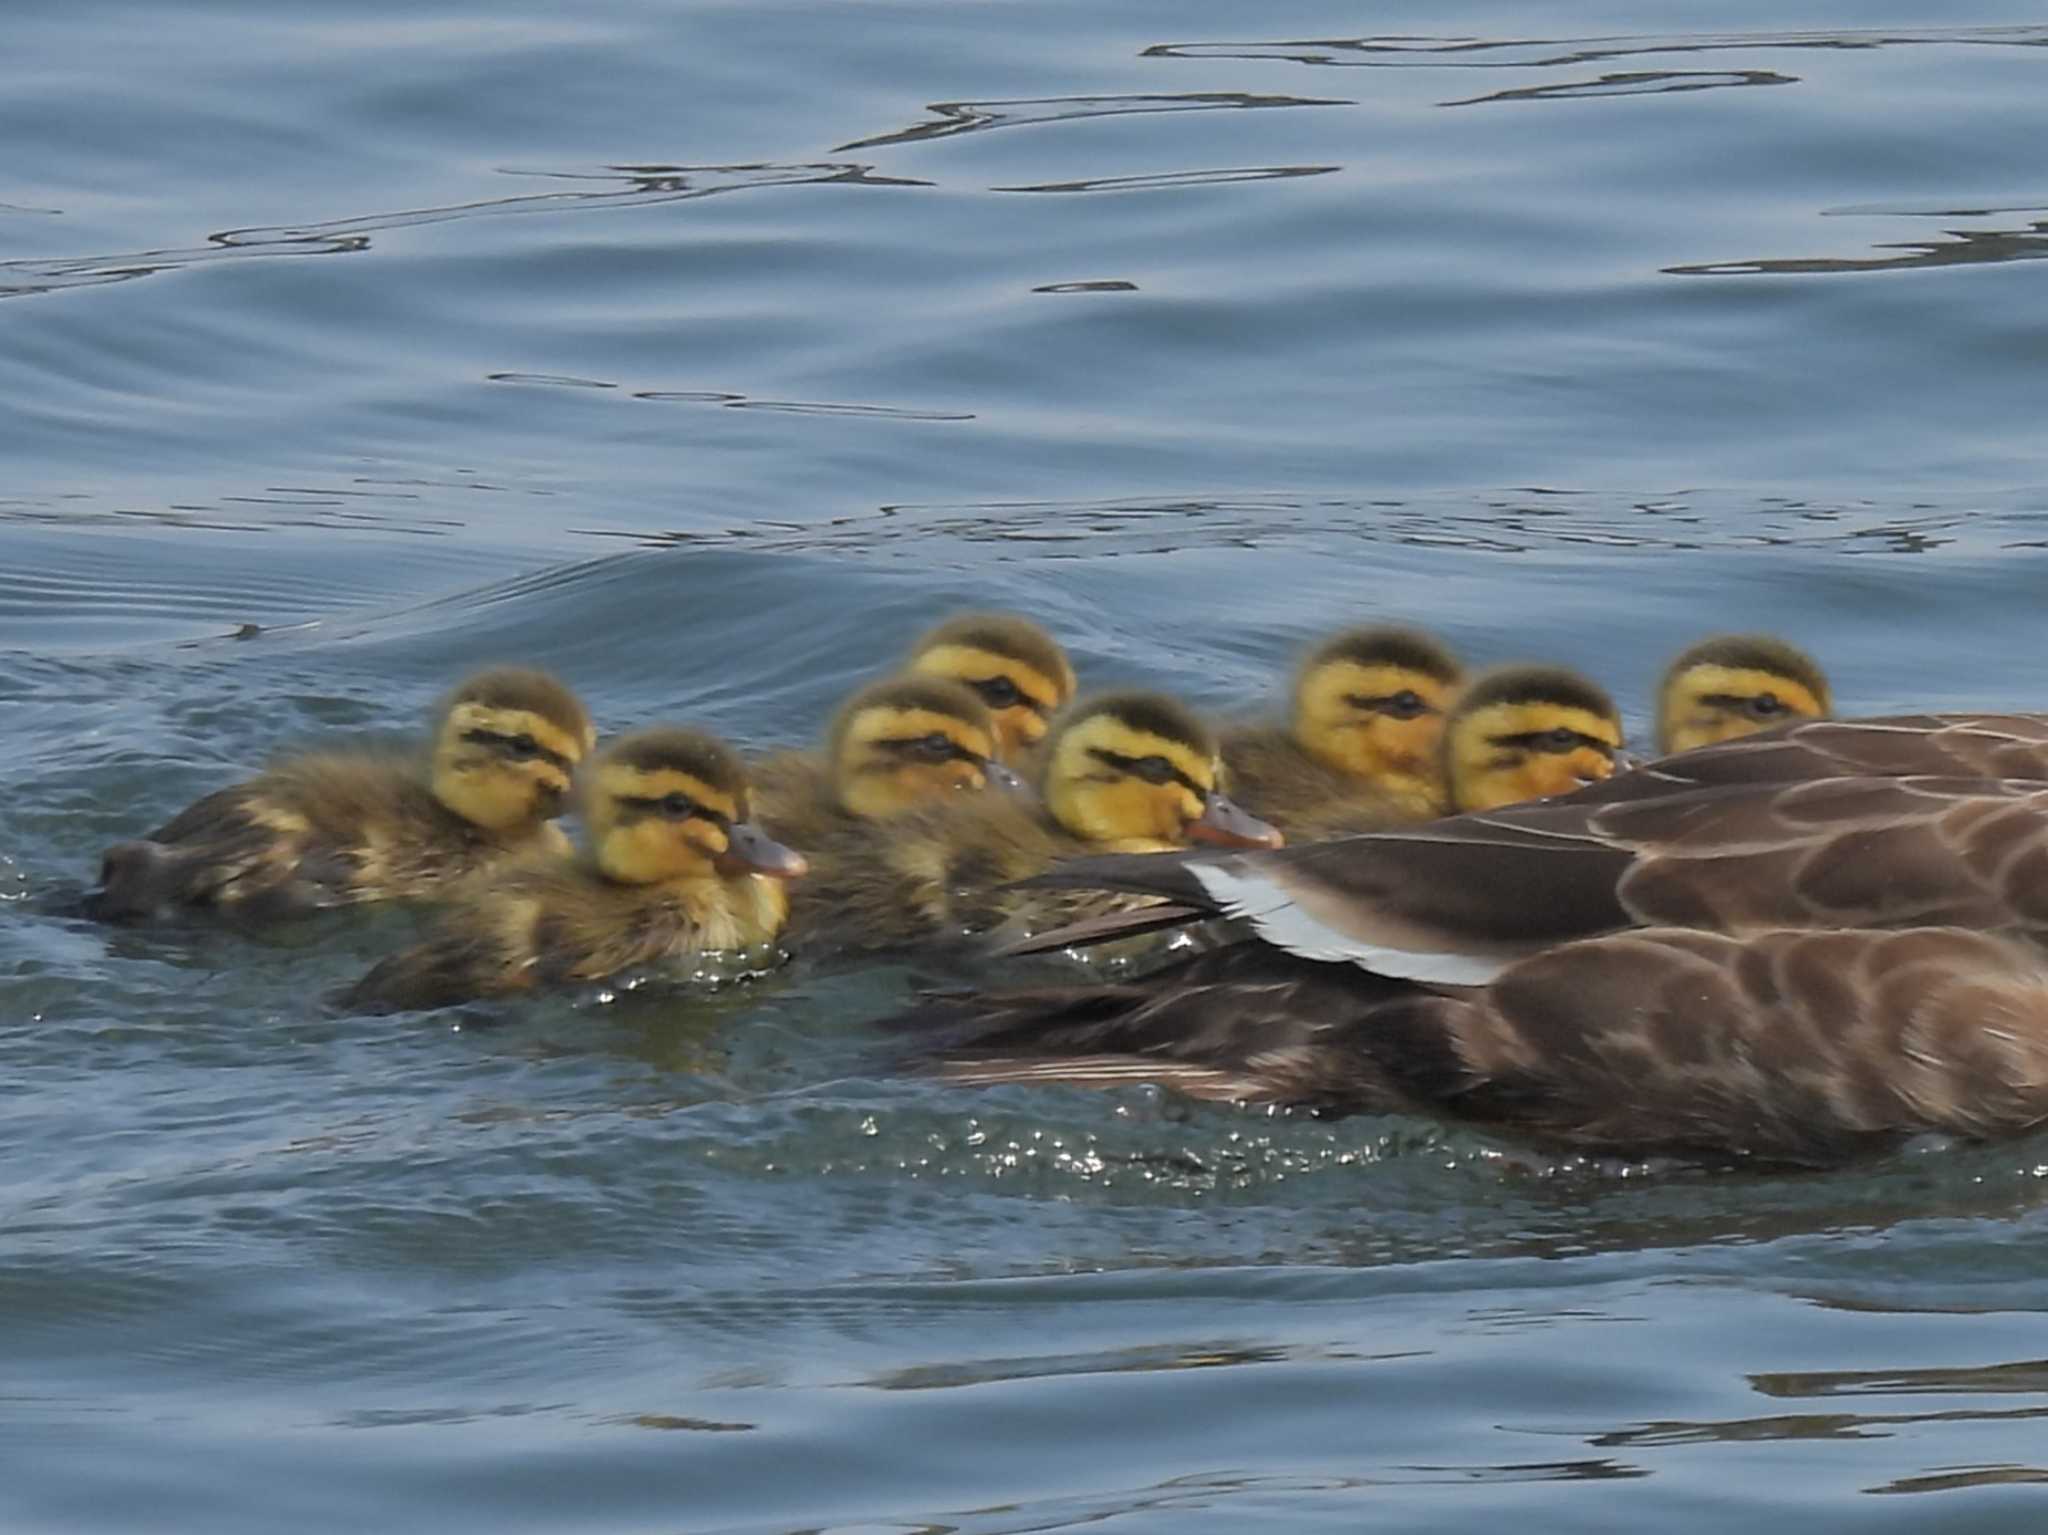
[886,711,2048,1165]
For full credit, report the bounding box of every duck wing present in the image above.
[1005,775,2048,982]
[1586,712,2048,802]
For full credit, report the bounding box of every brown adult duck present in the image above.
[885,710,2048,1165]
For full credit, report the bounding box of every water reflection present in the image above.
[994,166,1335,194]
[835,93,1346,152]
[1143,27,2048,72]
[0,162,919,300]
[1441,69,1793,106]
[1668,217,2048,277]
[593,492,1988,559]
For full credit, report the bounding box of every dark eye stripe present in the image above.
[461,727,573,774]
[615,793,731,829]
[1491,730,1616,757]
[878,735,987,766]
[1086,746,1205,794]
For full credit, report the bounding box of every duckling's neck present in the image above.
[1300,735,1445,814]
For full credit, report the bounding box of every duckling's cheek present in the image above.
[1378,716,1445,771]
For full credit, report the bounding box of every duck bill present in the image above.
[1188,792,1284,850]
[717,822,809,879]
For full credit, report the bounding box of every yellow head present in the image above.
[1291,625,1464,808]
[828,675,1012,820]
[428,667,595,831]
[1443,666,1625,813]
[1656,634,1831,756]
[1042,691,1282,853]
[906,612,1077,761]
[584,728,806,886]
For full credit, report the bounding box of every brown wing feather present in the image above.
[890,926,2048,1163]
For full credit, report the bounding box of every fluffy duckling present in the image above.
[1656,634,1831,756]
[752,675,1021,853]
[345,727,805,1012]
[1222,625,1465,834]
[1284,663,1625,835]
[1439,665,1626,813]
[788,690,1281,949]
[906,612,1077,761]
[87,667,594,922]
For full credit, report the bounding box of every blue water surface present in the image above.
[7,0,2048,1529]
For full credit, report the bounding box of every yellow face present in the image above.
[835,704,1001,820]
[1044,714,1276,852]
[430,701,590,830]
[1659,664,1828,756]
[588,764,744,885]
[1296,659,1461,802]
[910,644,1072,761]
[1447,700,1623,812]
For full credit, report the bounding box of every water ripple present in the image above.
[0,161,920,301]
[835,92,1347,152]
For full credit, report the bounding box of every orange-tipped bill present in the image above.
[718,822,809,879]
[1189,792,1284,850]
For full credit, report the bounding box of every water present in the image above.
[7,0,2048,1528]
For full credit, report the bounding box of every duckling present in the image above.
[751,675,1020,854]
[1283,663,1625,835]
[87,666,594,922]
[789,689,1282,950]
[1655,633,1831,756]
[905,611,1077,761]
[1439,664,1626,814]
[344,727,805,1012]
[1221,625,1464,834]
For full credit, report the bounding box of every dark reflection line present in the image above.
[1594,1403,2048,1449]
[994,165,1337,194]
[1754,1357,2048,1398]
[1872,1464,2048,1495]
[1442,68,1794,105]
[1144,26,2048,71]
[0,161,922,300]
[835,92,1347,152]
[1669,219,2048,277]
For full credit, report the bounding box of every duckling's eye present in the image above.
[508,733,540,759]
[1131,755,1176,785]
[975,677,1021,709]
[915,732,958,761]
[1383,690,1425,720]
[1541,728,1581,753]
[660,792,697,818]
[1747,693,1785,718]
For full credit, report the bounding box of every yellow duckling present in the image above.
[1283,663,1625,835]
[789,689,1282,950]
[344,727,806,1012]
[1222,625,1465,834]
[87,666,594,921]
[1439,664,1626,813]
[905,611,1077,761]
[751,675,1021,854]
[1656,633,1831,756]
